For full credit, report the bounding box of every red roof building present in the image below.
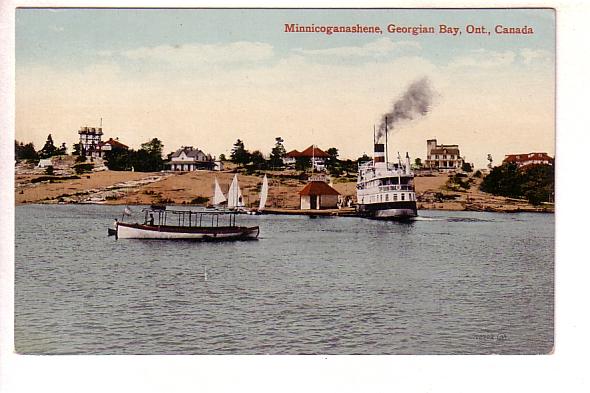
[503,153,553,168]
[92,138,129,158]
[283,145,330,171]
[299,180,340,210]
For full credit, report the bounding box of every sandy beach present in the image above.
[14,156,553,213]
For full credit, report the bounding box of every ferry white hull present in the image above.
[373,208,417,219]
[116,222,259,240]
[357,202,418,220]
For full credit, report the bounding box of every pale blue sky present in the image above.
[17,8,554,69]
[15,8,555,167]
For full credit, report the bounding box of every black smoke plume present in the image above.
[377,77,433,140]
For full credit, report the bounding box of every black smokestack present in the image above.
[377,77,433,140]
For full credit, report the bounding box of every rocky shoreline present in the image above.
[14,157,554,213]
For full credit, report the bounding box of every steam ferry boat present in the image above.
[356,141,418,220]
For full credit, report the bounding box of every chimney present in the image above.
[405,152,411,175]
[374,143,385,167]
[427,139,437,158]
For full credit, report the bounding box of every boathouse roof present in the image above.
[298,181,340,196]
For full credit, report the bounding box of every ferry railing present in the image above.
[378,185,414,192]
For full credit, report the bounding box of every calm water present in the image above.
[15,204,554,354]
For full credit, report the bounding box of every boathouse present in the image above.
[299,181,340,210]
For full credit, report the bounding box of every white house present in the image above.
[167,146,215,171]
[37,158,53,168]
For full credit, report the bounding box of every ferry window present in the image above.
[385,194,389,201]
[401,193,405,201]
[393,194,398,201]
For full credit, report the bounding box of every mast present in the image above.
[385,116,389,166]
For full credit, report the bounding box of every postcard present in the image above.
[4,3,565,391]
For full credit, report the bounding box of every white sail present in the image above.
[258,174,269,211]
[227,174,244,208]
[213,177,226,206]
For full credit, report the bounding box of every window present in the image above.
[393,194,398,201]
[401,193,405,201]
[385,194,389,201]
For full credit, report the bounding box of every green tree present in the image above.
[414,157,422,168]
[269,137,286,169]
[461,162,473,172]
[219,153,227,161]
[38,134,57,159]
[141,138,164,158]
[357,154,371,164]
[72,142,82,156]
[480,162,554,204]
[230,139,250,166]
[104,147,131,171]
[56,142,67,155]
[250,150,266,167]
[295,156,311,171]
[480,162,522,198]
[326,147,339,167]
[15,140,39,160]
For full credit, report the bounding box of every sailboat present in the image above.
[248,174,269,215]
[212,177,227,208]
[227,174,245,211]
[258,174,269,211]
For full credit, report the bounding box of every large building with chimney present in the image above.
[424,139,464,171]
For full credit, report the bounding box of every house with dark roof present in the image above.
[93,138,129,158]
[299,179,340,210]
[425,139,464,171]
[503,153,553,168]
[167,146,215,171]
[284,145,331,171]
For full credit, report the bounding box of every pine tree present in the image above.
[38,134,57,158]
[269,137,286,169]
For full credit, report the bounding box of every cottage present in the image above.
[167,146,215,171]
[93,138,129,158]
[284,145,330,171]
[299,180,340,210]
[37,158,53,168]
[503,153,553,168]
[424,139,464,171]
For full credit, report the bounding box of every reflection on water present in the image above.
[15,205,554,354]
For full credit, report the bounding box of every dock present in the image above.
[261,207,358,217]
